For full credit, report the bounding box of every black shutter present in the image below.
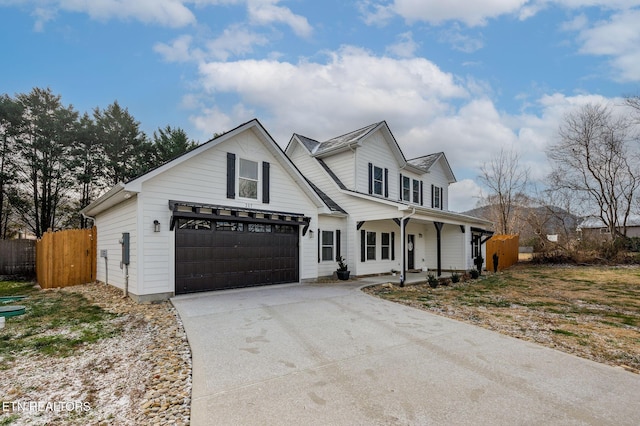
[440,187,444,210]
[420,181,424,206]
[226,153,236,199]
[368,163,373,194]
[384,168,389,197]
[317,228,320,263]
[336,230,341,261]
[431,184,435,208]
[391,231,395,260]
[360,230,366,262]
[262,161,270,204]
[399,173,403,200]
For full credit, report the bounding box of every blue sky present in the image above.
[2,0,639,211]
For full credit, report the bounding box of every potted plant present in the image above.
[336,256,350,280]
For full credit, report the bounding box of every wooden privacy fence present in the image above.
[486,234,519,272]
[0,239,36,275]
[36,227,97,289]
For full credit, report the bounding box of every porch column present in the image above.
[400,218,405,286]
[434,222,443,276]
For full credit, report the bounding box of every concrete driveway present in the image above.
[172,281,640,425]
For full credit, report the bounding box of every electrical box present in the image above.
[120,232,130,266]
[100,249,108,258]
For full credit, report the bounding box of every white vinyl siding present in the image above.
[136,128,320,295]
[95,196,138,294]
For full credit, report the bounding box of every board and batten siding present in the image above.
[138,128,320,296]
[95,196,138,294]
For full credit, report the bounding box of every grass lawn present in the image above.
[0,280,120,363]
[364,263,640,373]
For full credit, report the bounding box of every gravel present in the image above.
[0,283,192,425]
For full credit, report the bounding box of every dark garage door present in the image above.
[175,219,299,294]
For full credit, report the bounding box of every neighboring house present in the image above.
[286,121,492,282]
[577,216,640,241]
[81,119,493,301]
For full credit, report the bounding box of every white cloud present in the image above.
[362,0,640,27]
[378,0,529,26]
[192,45,468,143]
[60,0,195,27]
[385,31,419,58]
[154,35,200,62]
[439,24,484,52]
[10,0,196,28]
[246,0,312,37]
[449,179,485,212]
[574,9,640,81]
[206,24,270,60]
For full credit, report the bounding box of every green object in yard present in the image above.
[0,296,27,303]
[0,305,26,317]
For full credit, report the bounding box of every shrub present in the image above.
[450,271,460,283]
[469,269,479,279]
[427,273,438,288]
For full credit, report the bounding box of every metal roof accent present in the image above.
[407,153,442,171]
[313,122,381,155]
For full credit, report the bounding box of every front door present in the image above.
[407,234,415,270]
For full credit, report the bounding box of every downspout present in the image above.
[400,207,417,287]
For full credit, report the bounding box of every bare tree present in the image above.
[478,148,530,234]
[626,94,640,123]
[547,103,640,241]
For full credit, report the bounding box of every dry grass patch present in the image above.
[363,264,640,373]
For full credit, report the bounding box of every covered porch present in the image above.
[352,207,493,285]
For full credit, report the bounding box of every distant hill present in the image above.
[462,205,580,244]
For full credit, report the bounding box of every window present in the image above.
[275,225,297,234]
[248,224,272,232]
[432,184,443,209]
[412,179,420,204]
[369,164,387,197]
[381,232,390,260]
[215,221,243,231]
[366,231,376,260]
[322,231,334,261]
[239,158,259,199]
[402,176,411,201]
[178,219,212,230]
[373,166,383,195]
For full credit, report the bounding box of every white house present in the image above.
[81,119,492,301]
[286,121,493,283]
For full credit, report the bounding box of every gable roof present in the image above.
[81,119,336,217]
[407,152,456,183]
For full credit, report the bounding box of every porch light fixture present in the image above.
[308,229,314,239]
[153,220,160,233]
[419,233,423,238]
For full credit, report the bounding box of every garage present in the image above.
[172,203,308,294]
